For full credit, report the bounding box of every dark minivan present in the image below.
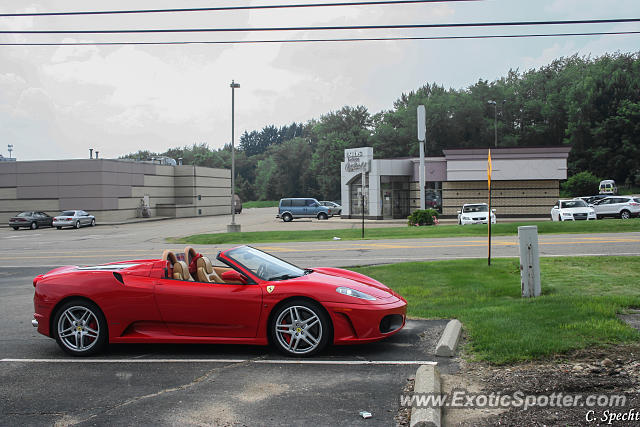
[277,198,332,222]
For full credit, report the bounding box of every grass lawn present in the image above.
[354,256,640,364]
[175,218,640,244]
[242,200,279,209]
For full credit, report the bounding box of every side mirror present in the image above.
[456,210,461,214]
[221,270,248,284]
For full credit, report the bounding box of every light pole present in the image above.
[7,144,13,159]
[487,100,497,148]
[228,80,241,233]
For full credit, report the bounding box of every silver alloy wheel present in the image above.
[75,221,80,229]
[91,218,96,226]
[57,305,100,352]
[621,210,630,219]
[274,305,323,355]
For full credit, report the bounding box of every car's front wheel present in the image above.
[270,300,331,357]
[317,212,328,220]
[75,220,80,229]
[53,299,107,356]
[620,210,631,220]
[90,218,96,227]
[30,222,38,230]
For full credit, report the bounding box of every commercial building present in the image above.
[0,159,231,222]
[340,146,571,219]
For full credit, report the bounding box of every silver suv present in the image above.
[593,196,640,219]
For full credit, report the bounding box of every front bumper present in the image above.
[325,297,407,344]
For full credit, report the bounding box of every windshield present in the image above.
[463,205,488,213]
[561,200,587,208]
[60,211,76,216]
[224,246,306,281]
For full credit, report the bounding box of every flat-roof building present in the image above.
[0,159,231,222]
[341,146,571,219]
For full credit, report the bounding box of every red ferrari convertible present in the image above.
[32,245,407,357]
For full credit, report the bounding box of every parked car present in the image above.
[277,198,332,222]
[457,203,496,225]
[8,211,53,230]
[577,195,608,205]
[599,179,617,195]
[592,196,640,219]
[53,210,96,229]
[551,199,596,221]
[31,245,407,356]
[319,201,342,215]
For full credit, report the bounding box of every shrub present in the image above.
[408,209,439,226]
[561,171,600,196]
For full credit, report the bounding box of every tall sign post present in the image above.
[417,105,426,210]
[227,80,241,233]
[487,149,492,266]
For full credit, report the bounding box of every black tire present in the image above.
[282,213,293,222]
[30,222,38,230]
[270,299,331,357]
[620,210,631,220]
[317,212,328,220]
[90,218,96,227]
[56,226,62,230]
[75,221,80,229]
[12,226,19,230]
[53,299,108,356]
[596,215,603,220]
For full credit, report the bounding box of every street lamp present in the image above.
[487,100,497,148]
[7,144,13,159]
[227,80,241,233]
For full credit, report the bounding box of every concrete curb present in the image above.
[410,364,441,427]
[435,319,462,357]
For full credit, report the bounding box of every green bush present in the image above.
[408,209,439,226]
[561,171,601,196]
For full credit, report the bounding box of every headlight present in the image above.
[462,216,470,220]
[336,287,376,301]
[562,212,572,216]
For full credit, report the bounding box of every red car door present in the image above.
[154,278,263,338]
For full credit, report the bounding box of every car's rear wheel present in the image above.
[56,226,62,230]
[12,226,19,230]
[620,210,631,220]
[75,220,80,229]
[282,213,293,222]
[30,222,38,230]
[271,300,331,357]
[53,299,107,356]
[317,212,328,220]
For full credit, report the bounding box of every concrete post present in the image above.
[518,226,541,297]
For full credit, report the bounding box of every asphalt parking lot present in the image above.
[0,266,453,426]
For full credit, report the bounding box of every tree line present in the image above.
[122,52,640,202]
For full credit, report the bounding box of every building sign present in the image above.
[344,148,372,173]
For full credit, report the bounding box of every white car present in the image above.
[592,196,640,219]
[457,203,496,225]
[550,199,596,221]
[53,210,96,229]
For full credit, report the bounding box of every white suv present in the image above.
[593,196,640,219]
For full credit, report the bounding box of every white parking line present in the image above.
[0,358,436,365]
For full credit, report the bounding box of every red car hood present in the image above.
[309,267,397,300]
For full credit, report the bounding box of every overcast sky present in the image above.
[1,0,638,161]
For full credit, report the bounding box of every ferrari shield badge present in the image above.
[267,285,275,294]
